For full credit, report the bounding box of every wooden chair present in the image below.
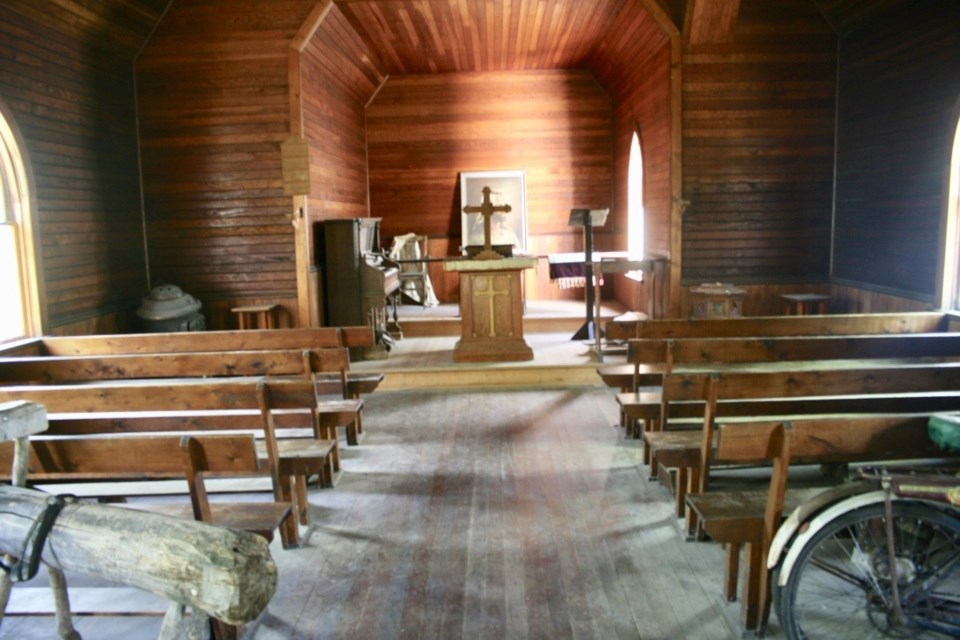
[180,435,293,543]
[180,434,294,640]
[396,234,430,306]
[303,348,365,446]
[257,378,340,542]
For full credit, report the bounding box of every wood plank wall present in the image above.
[831,0,960,302]
[302,3,386,230]
[588,5,672,316]
[136,0,318,330]
[365,70,614,302]
[0,0,166,335]
[681,0,836,285]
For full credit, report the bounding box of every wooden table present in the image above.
[443,257,536,362]
[779,293,830,315]
[231,303,279,329]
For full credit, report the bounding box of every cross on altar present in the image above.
[472,275,511,337]
[463,185,512,260]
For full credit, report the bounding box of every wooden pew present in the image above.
[685,415,959,634]
[0,432,293,541]
[0,377,339,548]
[0,347,365,446]
[644,363,960,522]
[598,311,956,400]
[615,332,960,439]
[0,327,384,422]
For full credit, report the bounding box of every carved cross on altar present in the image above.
[473,275,511,337]
[463,185,512,260]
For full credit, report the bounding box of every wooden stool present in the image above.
[231,304,279,329]
[780,293,830,315]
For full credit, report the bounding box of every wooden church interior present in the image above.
[1,0,959,638]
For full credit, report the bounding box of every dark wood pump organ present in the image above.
[316,218,399,359]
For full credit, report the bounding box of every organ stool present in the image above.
[779,293,830,315]
[231,303,279,329]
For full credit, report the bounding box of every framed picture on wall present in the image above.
[460,170,527,253]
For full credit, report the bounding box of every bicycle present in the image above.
[767,417,960,639]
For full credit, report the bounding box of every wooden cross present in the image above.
[473,276,511,337]
[463,185,512,260]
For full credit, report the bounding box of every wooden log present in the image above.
[0,485,276,625]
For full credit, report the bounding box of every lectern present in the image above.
[568,208,609,340]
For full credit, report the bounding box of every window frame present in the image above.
[0,97,43,342]
[939,110,960,310]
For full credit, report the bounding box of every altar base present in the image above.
[444,258,536,363]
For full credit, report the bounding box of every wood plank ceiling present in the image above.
[331,0,903,74]
[334,0,643,74]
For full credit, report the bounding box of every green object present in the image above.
[928,413,960,452]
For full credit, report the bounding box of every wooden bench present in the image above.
[644,363,960,523]
[0,377,340,548]
[615,332,960,439]
[0,346,366,446]
[685,415,959,634]
[0,326,384,434]
[598,312,959,401]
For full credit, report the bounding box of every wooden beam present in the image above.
[638,0,683,317]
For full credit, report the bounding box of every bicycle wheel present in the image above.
[776,501,960,639]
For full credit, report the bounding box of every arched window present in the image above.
[627,129,644,280]
[0,101,40,341]
[940,113,960,309]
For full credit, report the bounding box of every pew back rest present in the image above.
[713,415,945,467]
[654,364,960,434]
[707,363,960,400]
[0,433,261,481]
[0,377,321,423]
[181,434,263,523]
[26,328,347,355]
[608,312,949,341]
[0,347,351,386]
[668,333,960,365]
[625,333,960,378]
[695,365,960,485]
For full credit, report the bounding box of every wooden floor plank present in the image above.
[5,386,758,639]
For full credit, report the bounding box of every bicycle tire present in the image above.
[776,501,960,639]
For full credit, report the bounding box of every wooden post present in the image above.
[0,485,277,625]
[0,400,47,486]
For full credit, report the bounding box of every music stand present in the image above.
[568,208,609,340]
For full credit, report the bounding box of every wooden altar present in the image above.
[444,257,537,362]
